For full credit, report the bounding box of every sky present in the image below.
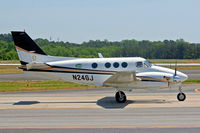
[0,0,200,43]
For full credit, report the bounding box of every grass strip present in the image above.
[149,59,200,63]
[1,59,200,64]
[165,66,200,70]
[0,80,95,92]
[0,79,199,92]
[0,60,20,64]
[183,79,200,84]
[0,69,23,73]
[0,65,19,69]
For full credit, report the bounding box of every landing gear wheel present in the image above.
[115,91,126,103]
[177,93,186,101]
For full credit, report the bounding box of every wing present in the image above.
[103,71,141,88]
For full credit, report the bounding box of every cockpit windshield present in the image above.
[144,60,152,67]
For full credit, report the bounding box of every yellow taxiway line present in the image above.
[195,88,200,92]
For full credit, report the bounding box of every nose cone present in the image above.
[151,65,188,82]
[177,71,188,82]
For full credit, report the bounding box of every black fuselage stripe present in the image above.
[24,69,114,75]
[141,79,167,82]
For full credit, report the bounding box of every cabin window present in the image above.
[113,62,119,68]
[121,62,128,68]
[92,63,98,68]
[105,62,111,68]
[136,62,143,68]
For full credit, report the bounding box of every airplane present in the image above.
[11,31,188,103]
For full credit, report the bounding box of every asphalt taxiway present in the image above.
[0,84,200,133]
[0,69,200,133]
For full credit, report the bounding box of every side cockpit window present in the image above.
[144,60,152,67]
[136,62,143,68]
[144,63,148,68]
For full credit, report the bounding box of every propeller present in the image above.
[165,61,178,87]
[173,60,181,83]
[174,61,177,76]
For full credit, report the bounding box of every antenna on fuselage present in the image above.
[98,53,104,58]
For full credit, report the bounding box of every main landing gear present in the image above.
[177,86,186,101]
[115,91,126,103]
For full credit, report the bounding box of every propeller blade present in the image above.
[174,61,177,76]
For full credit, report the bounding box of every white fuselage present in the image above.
[16,46,188,90]
[27,57,188,90]
[11,31,189,102]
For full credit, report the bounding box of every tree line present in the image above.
[0,33,200,60]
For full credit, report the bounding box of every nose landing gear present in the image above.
[177,86,186,101]
[115,91,126,103]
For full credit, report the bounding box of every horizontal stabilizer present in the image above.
[26,62,50,70]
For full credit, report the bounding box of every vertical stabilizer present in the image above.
[11,31,47,65]
[11,31,77,66]
[11,31,46,55]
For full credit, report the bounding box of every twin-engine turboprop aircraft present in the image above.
[11,31,188,103]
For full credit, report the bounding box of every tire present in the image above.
[115,91,126,103]
[177,93,186,101]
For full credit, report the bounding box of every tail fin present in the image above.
[11,31,47,65]
[11,31,46,55]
